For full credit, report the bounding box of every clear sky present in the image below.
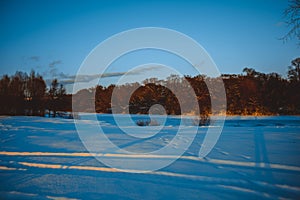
[0,0,299,93]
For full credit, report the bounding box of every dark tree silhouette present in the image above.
[0,75,11,114]
[288,57,300,82]
[48,79,59,117]
[8,72,27,115]
[25,70,46,116]
[282,0,300,44]
[0,71,70,116]
[47,79,68,117]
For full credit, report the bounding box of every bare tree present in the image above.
[282,0,300,44]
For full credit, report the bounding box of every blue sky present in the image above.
[0,0,299,92]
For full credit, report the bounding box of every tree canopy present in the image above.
[1,59,300,116]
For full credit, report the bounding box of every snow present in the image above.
[0,115,300,199]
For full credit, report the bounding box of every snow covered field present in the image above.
[0,115,300,199]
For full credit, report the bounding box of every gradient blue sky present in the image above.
[0,0,299,92]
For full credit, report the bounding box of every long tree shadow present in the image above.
[254,127,274,182]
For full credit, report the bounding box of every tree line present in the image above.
[1,58,300,116]
[74,58,300,116]
[0,70,71,116]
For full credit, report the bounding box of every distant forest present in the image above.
[0,58,299,116]
[0,71,71,117]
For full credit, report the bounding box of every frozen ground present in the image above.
[0,115,300,199]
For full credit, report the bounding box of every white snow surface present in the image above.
[0,114,300,199]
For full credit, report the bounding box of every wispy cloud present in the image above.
[127,65,163,74]
[29,56,40,61]
[49,60,62,68]
[45,72,125,85]
[61,65,164,85]
[43,60,66,77]
[44,64,167,93]
[59,72,126,85]
[45,64,165,89]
